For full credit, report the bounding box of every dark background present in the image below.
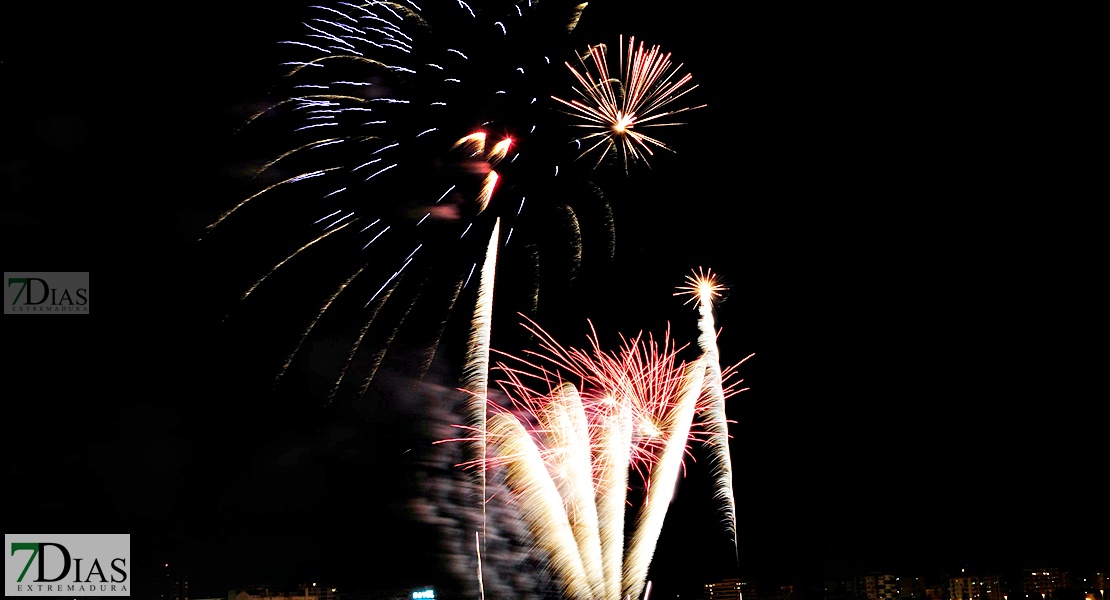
[3,2,1103,599]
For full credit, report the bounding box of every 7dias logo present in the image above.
[4,272,89,314]
[5,534,129,596]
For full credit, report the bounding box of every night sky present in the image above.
[3,2,1104,599]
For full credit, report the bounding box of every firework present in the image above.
[675,267,746,564]
[463,218,500,571]
[553,35,706,172]
[205,0,615,404]
[203,1,709,407]
[449,292,746,598]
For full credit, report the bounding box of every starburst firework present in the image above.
[553,35,706,171]
[204,0,621,404]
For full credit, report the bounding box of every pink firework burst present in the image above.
[452,315,745,495]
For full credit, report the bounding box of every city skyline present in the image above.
[153,559,1106,600]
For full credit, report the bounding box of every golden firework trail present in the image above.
[275,265,367,388]
[233,220,354,308]
[546,382,606,599]
[451,301,743,599]
[328,275,401,402]
[478,354,706,599]
[675,268,753,566]
[462,218,500,577]
[595,391,632,600]
[487,408,595,597]
[475,530,486,600]
[624,357,704,600]
[203,167,342,234]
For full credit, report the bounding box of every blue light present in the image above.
[412,589,435,599]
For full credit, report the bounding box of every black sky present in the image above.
[3,2,1105,599]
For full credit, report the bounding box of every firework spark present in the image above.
[553,35,706,172]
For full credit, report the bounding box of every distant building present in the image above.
[900,576,929,600]
[1073,571,1108,600]
[1094,571,1108,598]
[949,573,1004,600]
[1021,568,1073,600]
[229,583,338,600]
[767,566,1097,600]
[158,562,188,600]
[924,580,946,600]
[773,584,801,600]
[820,573,925,600]
[223,583,426,600]
[821,578,858,600]
[705,577,749,600]
[864,574,901,600]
